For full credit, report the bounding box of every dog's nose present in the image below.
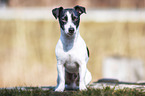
[69,28,74,33]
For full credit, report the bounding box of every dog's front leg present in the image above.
[79,62,87,90]
[55,61,65,92]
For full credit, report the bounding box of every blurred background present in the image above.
[0,0,145,87]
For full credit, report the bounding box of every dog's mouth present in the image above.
[66,32,75,37]
[68,32,73,35]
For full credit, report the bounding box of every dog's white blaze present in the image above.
[64,11,76,35]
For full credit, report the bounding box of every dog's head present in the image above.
[52,5,86,37]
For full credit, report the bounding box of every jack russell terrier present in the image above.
[52,5,92,92]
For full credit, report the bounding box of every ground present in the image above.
[0,87,144,96]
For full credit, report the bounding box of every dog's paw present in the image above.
[79,86,87,91]
[55,88,64,92]
[79,83,87,91]
[55,84,65,92]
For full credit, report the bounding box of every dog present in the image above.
[52,5,92,92]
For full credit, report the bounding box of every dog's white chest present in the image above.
[64,53,79,73]
[55,36,87,73]
[58,46,80,73]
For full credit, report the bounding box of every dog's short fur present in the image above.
[52,5,92,92]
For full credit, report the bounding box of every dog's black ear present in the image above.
[74,5,86,15]
[52,7,63,19]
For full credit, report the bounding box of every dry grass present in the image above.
[0,19,145,87]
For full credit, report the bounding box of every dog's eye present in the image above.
[62,17,67,22]
[72,16,78,22]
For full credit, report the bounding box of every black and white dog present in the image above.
[52,5,92,92]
